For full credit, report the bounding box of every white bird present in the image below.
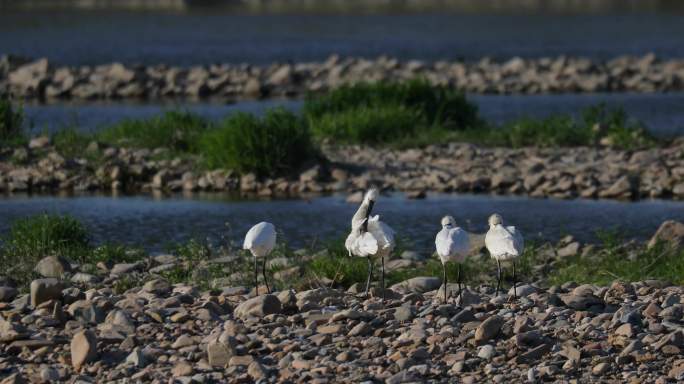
[346,188,396,299]
[243,221,277,296]
[485,213,524,298]
[435,215,470,304]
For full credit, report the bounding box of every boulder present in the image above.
[648,220,684,251]
[234,294,281,319]
[30,278,63,307]
[475,315,504,343]
[0,286,18,302]
[34,256,71,278]
[207,340,235,367]
[0,317,28,342]
[391,277,441,294]
[71,329,97,370]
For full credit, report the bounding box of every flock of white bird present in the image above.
[243,188,524,302]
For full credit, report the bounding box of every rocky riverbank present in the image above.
[2,135,684,201]
[2,53,683,101]
[2,244,684,382]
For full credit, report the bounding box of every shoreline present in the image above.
[2,138,684,201]
[0,217,683,382]
[3,54,684,102]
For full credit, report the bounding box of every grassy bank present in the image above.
[0,85,660,178]
[2,214,681,292]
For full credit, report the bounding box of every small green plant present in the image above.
[98,110,207,151]
[52,128,94,158]
[456,104,656,149]
[304,80,482,145]
[0,98,24,145]
[305,79,480,129]
[90,244,143,265]
[200,108,316,177]
[309,105,424,144]
[0,214,90,284]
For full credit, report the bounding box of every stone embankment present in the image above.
[1,225,684,383]
[1,53,683,101]
[2,135,683,201]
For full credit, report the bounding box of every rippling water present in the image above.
[22,93,684,137]
[2,10,684,65]
[0,193,682,253]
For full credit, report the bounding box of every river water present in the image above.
[22,93,684,137]
[0,193,682,253]
[2,10,684,65]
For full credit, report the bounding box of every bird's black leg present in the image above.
[380,256,386,301]
[364,257,373,298]
[457,263,463,304]
[254,257,259,296]
[443,262,448,304]
[262,258,270,294]
[496,259,502,296]
[513,261,517,300]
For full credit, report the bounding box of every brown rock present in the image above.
[648,220,684,250]
[475,315,503,343]
[71,329,98,370]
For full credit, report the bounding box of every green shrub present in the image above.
[53,128,94,158]
[90,244,143,265]
[310,105,424,144]
[0,98,24,144]
[452,104,656,149]
[305,79,480,130]
[304,80,482,145]
[97,110,207,151]
[0,214,90,284]
[200,108,315,177]
[581,104,656,149]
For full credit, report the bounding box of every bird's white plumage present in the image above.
[485,224,524,261]
[435,225,470,264]
[243,222,277,258]
[345,188,395,260]
[345,215,395,259]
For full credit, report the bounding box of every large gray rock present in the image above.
[34,256,71,278]
[648,220,684,251]
[207,340,235,367]
[0,286,18,302]
[71,329,97,370]
[0,317,28,342]
[391,277,441,294]
[30,278,63,307]
[67,300,104,324]
[234,295,281,319]
[125,347,147,368]
[102,309,136,334]
[295,288,343,311]
[475,315,504,343]
[560,294,604,310]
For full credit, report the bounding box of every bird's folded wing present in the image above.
[356,232,379,256]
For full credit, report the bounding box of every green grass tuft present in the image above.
[200,108,316,177]
[52,128,94,158]
[97,110,208,152]
[309,104,425,145]
[450,104,657,149]
[0,98,25,145]
[305,79,480,129]
[305,80,481,145]
[0,214,90,284]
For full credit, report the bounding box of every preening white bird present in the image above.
[345,188,396,299]
[435,215,470,304]
[243,221,277,296]
[485,213,524,298]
